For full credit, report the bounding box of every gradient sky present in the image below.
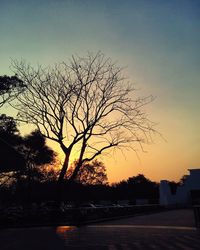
[0,0,200,183]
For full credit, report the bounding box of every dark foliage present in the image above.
[0,115,55,179]
[0,75,25,107]
[67,160,108,185]
[20,130,56,167]
[111,174,159,202]
[0,172,159,205]
[0,114,25,173]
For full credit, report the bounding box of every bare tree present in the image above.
[11,52,156,185]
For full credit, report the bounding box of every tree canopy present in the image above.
[0,114,25,173]
[0,115,55,178]
[68,160,108,185]
[0,75,24,107]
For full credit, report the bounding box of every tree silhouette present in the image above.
[0,114,25,173]
[112,174,159,200]
[0,115,56,190]
[11,52,156,186]
[67,160,108,185]
[0,75,24,107]
[15,130,56,183]
[13,130,56,202]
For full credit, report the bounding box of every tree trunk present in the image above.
[68,160,82,183]
[56,150,71,202]
[58,151,70,184]
[68,140,86,183]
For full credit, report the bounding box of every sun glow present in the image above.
[47,140,80,170]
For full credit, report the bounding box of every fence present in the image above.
[64,204,162,225]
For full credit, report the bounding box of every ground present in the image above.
[0,209,199,249]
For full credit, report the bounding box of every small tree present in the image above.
[21,130,55,166]
[0,116,55,188]
[68,160,108,185]
[14,130,56,202]
[11,52,156,186]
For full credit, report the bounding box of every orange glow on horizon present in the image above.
[47,132,200,185]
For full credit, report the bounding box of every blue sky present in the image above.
[0,0,200,182]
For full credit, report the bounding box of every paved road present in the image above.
[1,209,200,249]
[98,209,196,227]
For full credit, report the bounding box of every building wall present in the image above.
[159,169,200,206]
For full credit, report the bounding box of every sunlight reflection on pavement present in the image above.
[55,225,200,249]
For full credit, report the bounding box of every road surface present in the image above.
[0,209,199,249]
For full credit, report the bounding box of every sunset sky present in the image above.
[0,0,199,183]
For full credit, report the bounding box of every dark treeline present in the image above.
[0,174,160,206]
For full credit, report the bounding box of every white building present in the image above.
[160,169,200,206]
